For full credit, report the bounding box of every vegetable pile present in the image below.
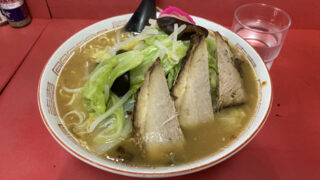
[75,9,217,155]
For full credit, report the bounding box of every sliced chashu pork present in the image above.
[215,32,246,109]
[134,60,185,162]
[172,35,214,129]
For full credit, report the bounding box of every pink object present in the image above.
[159,6,196,24]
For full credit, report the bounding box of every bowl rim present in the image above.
[37,13,273,177]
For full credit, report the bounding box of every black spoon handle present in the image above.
[125,0,156,33]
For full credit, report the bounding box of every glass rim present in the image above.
[234,3,292,33]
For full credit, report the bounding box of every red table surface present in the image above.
[0,19,50,91]
[25,0,51,18]
[0,19,320,179]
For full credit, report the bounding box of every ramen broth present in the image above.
[56,28,259,167]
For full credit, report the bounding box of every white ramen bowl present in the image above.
[38,14,272,178]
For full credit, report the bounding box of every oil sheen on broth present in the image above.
[56,28,259,167]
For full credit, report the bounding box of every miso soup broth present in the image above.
[56,27,259,167]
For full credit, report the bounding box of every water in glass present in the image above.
[235,20,282,68]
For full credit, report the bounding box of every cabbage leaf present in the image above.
[130,33,189,91]
[91,93,133,154]
[130,46,159,92]
[206,38,218,106]
[82,50,143,115]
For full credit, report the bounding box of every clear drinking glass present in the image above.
[232,3,291,69]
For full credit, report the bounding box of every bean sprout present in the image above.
[62,86,82,93]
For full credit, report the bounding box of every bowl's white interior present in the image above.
[38,14,272,178]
